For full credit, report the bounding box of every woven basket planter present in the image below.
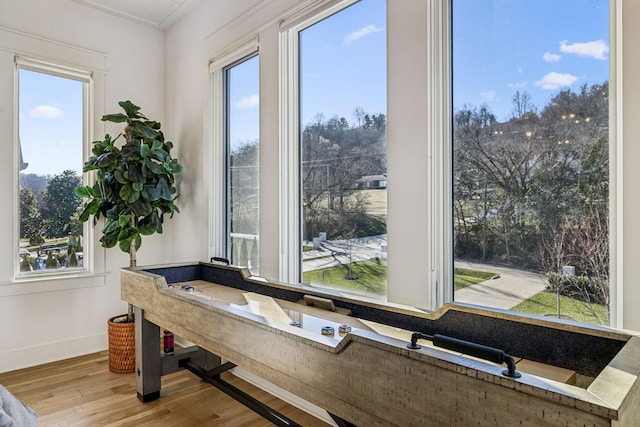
[107,314,135,374]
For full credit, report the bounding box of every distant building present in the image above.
[354,174,387,189]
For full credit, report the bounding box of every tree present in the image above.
[20,188,44,244]
[453,82,609,272]
[511,90,536,119]
[76,100,183,323]
[230,140,259,236]
[19,173,48,206]
[301,111,386,241]
[42,170,82,238]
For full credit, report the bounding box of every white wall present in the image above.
[0,0,168,373]
[164,0,305,277]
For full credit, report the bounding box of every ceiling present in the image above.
[71,0,203,30]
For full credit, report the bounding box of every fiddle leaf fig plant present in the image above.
[75,100,183,296]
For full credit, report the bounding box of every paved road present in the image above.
[455,260,548,310]
[303,238,547,309]
[302,236,386,272]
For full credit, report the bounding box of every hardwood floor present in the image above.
[0,351,332,426]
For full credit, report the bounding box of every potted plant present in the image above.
[75,100,183,373]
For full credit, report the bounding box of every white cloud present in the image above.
[480,91,496,101]
[234,94,259,109]
[508,81,528,89]
[30,105,64,118]
[543,52,561,62]
[534,72,578,90]
[559,39,608,60]
[343,25,383,45]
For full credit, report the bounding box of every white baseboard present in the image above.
[174,337,338,426]
[0,333,107,374]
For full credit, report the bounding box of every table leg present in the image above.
[134,306,161,402]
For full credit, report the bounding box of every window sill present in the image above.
[0,271,109,297]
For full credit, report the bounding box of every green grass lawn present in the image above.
[454,267,496,291]
[304,261,609,326]
[304,263,498,296]
[303,259,387,296]
[512,291,609,326]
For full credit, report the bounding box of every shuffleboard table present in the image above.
[121,262,640,426]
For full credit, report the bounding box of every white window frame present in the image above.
[14,56,95,280]
[279,0,449,311]
[278,0,619,323]
[209,39,260,262]
[447,0,619,326]
[279,0,360,285]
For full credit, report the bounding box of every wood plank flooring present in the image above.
[0,351,332,426]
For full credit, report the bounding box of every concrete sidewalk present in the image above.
[455,260,548,310]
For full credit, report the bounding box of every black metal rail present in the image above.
[180,359,303,427]
[408,332,521,378]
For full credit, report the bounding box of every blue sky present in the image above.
[227,55,260,150]
[19,69,83,176]
[453,0,609,121]
[227,0,386,147]
[19,0,609,174]
[299,0,387,128]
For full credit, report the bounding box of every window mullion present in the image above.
[279,28,301,284]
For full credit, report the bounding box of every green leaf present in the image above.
[102,113,129,123]
[145,160,165,175]
[153,210,164,233]
[165,158,183,175]
[129,198,152,217]
[96,152,117,168]
[131,122,160,140]
[118,185,140,203]
[128,164,144,183]
[118,234,141,253]
[117,226,138,243]
[119,100,144,118]
[119,185,140,203]
[157,178,172,200]
[74,186,91,198]
[121,140,141,157]
[114,169,128,184]
[140,143,151,159]
[102,218,120,235]
[139,210,164,234]
[118,213,133,227]
[142,183,161,201]
[138,218,157,235]
[78,199,99,222]
[106,204,123,218]
[100,228,119,248]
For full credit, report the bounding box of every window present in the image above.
[452,0,611,325]
[225,54,260,273]
[295,0,387,298]
[17,59,90,276]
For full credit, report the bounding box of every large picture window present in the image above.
[298,0,387,298]
[17,59,90,275]
[452,0,611,325]
[224,54,260,273]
